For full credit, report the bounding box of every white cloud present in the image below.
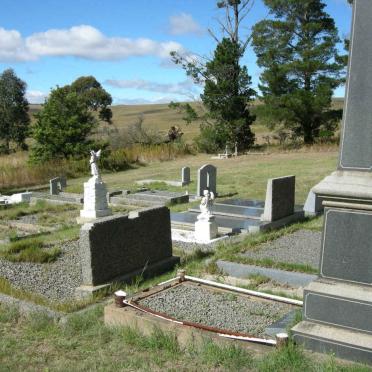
[105,78,198,96]
[168,13,203,35]
[0,25,184,62]
[26,90,48,104]
[114,97,182,105]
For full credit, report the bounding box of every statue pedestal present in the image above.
[79,176,112,222]
[195,215,218,242]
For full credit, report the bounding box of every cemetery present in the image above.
[3,0,372,370]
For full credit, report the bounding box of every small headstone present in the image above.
[261,176,295,222]
[197,164,217,197]
[303,189,323,216]
[181,167,190,185]
[60,176,67,189]
[49,177,60,195]
[10,192,32,204]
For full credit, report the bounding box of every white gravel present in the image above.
[139,283,294,337]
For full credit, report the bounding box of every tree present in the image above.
[30,87,97,162]
[170,0,256,152]
[251,0,346,144]
[0,69,30,152]
[69,76,112,123]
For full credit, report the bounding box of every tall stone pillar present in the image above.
[292,0,372,363]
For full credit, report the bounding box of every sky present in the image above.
[0,0,352,105]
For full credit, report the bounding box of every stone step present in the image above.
[292,320,372,364]
[303,279,372,335]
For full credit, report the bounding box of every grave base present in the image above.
[195,217,218,242]
[75,256,180,299]
[293,321,372,364]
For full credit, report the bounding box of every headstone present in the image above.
[292,1,372,364]
[261,176,295,222]
[195,190,218,241]
[197,164,217,197]
[50,176,66,195]
[79,150,112,221]
[181,167,190,185]
[77,206,179,290]
[49,177,60,195]
[303,189,323,216]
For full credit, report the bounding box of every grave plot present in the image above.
[110,189,189,207]
[0,200,132,303]
[105,275,302,347]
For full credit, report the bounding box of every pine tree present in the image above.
[170,0,256,152]
[200,38,255,150]
[252,0,346,144]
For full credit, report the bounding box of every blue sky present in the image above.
[0,0,352,104]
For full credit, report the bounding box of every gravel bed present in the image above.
[0,240,82,301]
[139,283,294,337]
[241,230,321,269]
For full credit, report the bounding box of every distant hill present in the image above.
[28,98,345,142]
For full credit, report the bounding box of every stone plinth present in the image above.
[80,177,111,221]
[195,215,218,242]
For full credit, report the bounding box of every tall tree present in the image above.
[69,76,112,123]
[251,0,346,144]
[31,87,97,162]
[0,69,30,152]
[170,0,256,152]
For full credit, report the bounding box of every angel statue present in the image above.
[90,149,101,178]
[199,189,215,219]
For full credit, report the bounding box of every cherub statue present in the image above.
[199,189,215,218]
[90,150,101,178]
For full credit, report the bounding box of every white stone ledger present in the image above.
[80,150,112,220]
[195,190,218,242]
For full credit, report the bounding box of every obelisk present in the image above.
[292,0,372,364]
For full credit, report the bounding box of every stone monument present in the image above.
[195,190,218,241]
[79,150,112,221]
[292,0,372,363]
[197,164,217,197]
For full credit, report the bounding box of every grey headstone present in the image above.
[79,206,176,286]
[181,167,190,184]
[49,177,60,195]
[303,189,323,216]
[339,0,372,170]
[197,164,217,197]
[60,176,67,189]
[261,175,295,222]
[320,208,372,285]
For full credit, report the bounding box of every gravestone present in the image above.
[76,206,179,296]
[181,167,190,185]
[197,164,217,197]
[50,176,67,195]
[292,0,372,364]
[261,176,295,222]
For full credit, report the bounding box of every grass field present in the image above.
[65,148,338,205]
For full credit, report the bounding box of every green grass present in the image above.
[0,303,370,371]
